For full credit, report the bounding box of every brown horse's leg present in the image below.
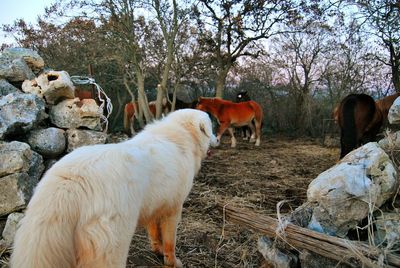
[227,127,237,148]
[217,122,230,147]
[248,123,256,143]
[254,120,261,146]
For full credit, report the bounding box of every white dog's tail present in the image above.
[10,175,82,268]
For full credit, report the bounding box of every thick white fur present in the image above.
[10,109,217,268]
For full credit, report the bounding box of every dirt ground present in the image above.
[127,135,339,267]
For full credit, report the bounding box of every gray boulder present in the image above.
[2,212,24,246]
[0,79,20,96]
[388,96,400,124]
[374,212,400,250]
[258,236,298,268]
[307,142,397,237]
[66,129,107,152]
[1,48,44,74]
[0,92,47,139]
[0,56,35,82]
[50,98,102,130]
[26,127,66,158]
[22,70,75,104]
[0,141,44,216]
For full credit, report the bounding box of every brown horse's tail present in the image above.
[340,96,357,158]
[339,94,376,158]
[248,101,264,129]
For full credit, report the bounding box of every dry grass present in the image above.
[127,136,339,267]
[0,136,339,267]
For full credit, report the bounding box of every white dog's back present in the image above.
[11,109,216,268]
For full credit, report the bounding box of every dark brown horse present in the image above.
[236,91,252,139]
[167,94,198,110]
[337,94,382,158]
[336,92,400,158]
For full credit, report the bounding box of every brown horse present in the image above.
[196,97,263,147]
[123,100,169,136]
[337,94,382,158]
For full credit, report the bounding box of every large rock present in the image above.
[388,96,400,124]
[374,212,400,250]
[66,129,107,152]
[0,79,20,96]
[0,173,35,216]
[2,212,24,246]
[258,236,298,268]
[378,130,400,151]
[26,127,66,158]
[22,71,75,104]
[0,92,47,139]
[0,141,44,216]
[50,98,102,130]
[1,48,44,74]
[307,142,397,237]
[0,56,35,82]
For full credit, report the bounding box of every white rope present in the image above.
[275,200,291,239]
[70,76,113,132]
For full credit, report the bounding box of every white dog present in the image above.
[11,109,217,268]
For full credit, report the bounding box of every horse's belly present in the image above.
[231,122,249,127]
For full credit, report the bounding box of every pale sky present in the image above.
[0,0,56,44]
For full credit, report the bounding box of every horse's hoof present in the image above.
[164,257,183,268]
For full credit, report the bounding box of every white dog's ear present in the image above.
[199,122,210,138]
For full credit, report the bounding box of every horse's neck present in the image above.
[377,93,400,115]
[205,101,221,115]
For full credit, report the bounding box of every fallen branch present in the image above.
[219,204,400,268]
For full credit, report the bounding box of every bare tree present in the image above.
[146,0,190,117]
[193,0,299,97]
[271,22,331,134]
[349,0,400,92]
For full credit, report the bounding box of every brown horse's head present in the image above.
[196,97,211,112]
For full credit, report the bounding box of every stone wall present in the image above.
[0,48,127,248]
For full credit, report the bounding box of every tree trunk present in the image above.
[215,67,230,98]
[136,71,152,127]
[389,42,400,92]
[155,84,164,119]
